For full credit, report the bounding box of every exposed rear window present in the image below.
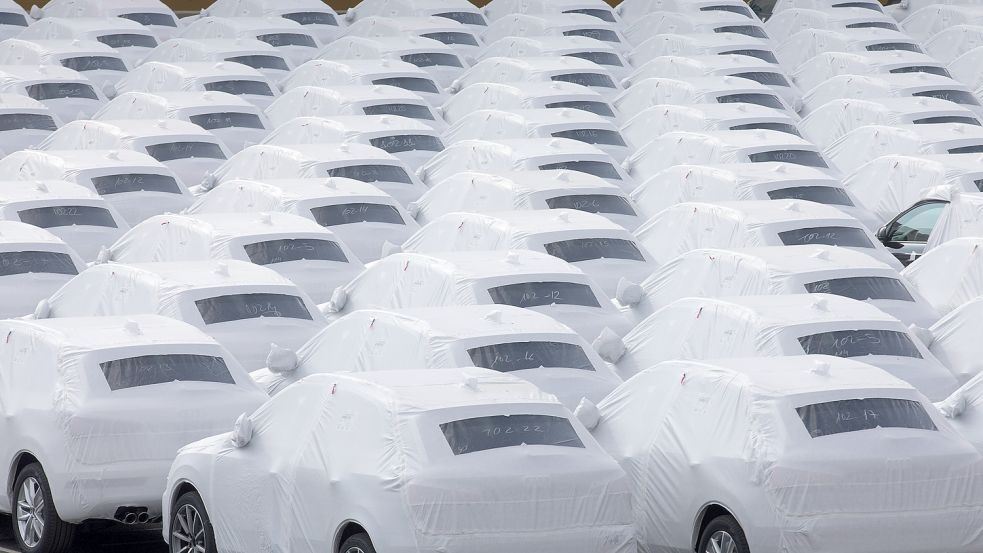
[190,112,265,130]
[203,80,273,96]
[100,354,234,391]
[363,103,435,120]
[721,49,779,64]
[369,134,444,153]
[371,77,440,94]
[714,25,769,39]
[544,237,645,263]
[551,72,616,88]
[798,329,923,358]
[195,293,313,324]
[488,281,601,308]
[545,100,615,118]
[748,150,829,168]
[0,12,27,26]
[546,194,636,216]
[310,203,404,226]
[730,122,802,136]
[833,1,883,9]
[766,186,853,205]
[401,52,463,68]
[562,28,620,43]
[717,93,785,110]
[845,21,898,30]
[565,51,624,67]
[912,116,980,125]
[145,142,226,162]
[0,251,77,276]
[948,145,983,154]
[468,341,595,372]
[119,12,177,27]
[226,55,290,71]
[26,83,97,101]
[441,414,584,455]
[257,33,317,48]
[797,398,936,438]
[61,56,127,72]
[913,89,981,107]
[889,66,950,78]
[97,34,157,49]
[421,32,479,46]
[0,113,57,131]
[551,128,627,147]
[733,72,790,87]
[325,164,412,183]
[539,160,621,180]
[90,173,181,195]
[563,8,617,22]
[282,11,337,26]
[805,276,914,301]
[434,11,486,26]
[865,42,921,52]
[244,238,348,265]
[18,206,117,228]
[701,4,754,17]
[778,226,873,247]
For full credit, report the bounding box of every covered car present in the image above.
[0,220,85,317]
[178,16,321,67]
[162,368,634,553]
[765,6,900,43]
[824,123,983,174]
[101,212,363,304]
[187,175,418,262]
[254,305,622,407]
[484,0,621,25]
[923,24,983,63]
[439,81,616,124]
[344,16,483,62]
[0,39,129,91]
[771,0,886,14]
[481,13,629,52]
[627,32,779,68]
[775,27,925,72]
[590,356,983,553]
[19,16,159,68]
[31,0,180,40]
[112,61,279,110]
[199,0,344,44]
[799,73,983,117]
[40,259,326,370]
[791,50,952,93]
[613,76,795,120]
[450,56,622,102]
[0,93,59,156]
[317,35,468,89]
[345,0,489,31]
[948,46,983,91]
[265,84,443,131]
[902,237,983,316]
[0,0,28,41]
[0,149,192,224]
[872,187,983,265]
[323,249,632,340]
[479,36,630,81]
[622,11,770,46]
[279,58,447,107]
[0,64,106,123]
[620,103,801,150]
[924,297,983,384]
[616,0,757,22]
[139,38,293,82]
[403,209,655,296]
[0,314,267,553]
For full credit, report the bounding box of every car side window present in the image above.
[888,202,946,243]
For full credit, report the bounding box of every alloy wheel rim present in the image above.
[16,476,44,548]
[345,548,366,553]
[706,530,737,553]
[171,504,206,553]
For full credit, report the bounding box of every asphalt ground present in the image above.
[0,514,168,552]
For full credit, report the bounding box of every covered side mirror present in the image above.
[266,343,299,373]
[593,327,626,364]
[937,392,967,419]
[574,397,601,431]
[615,278,643,307]
[230,413,254,448]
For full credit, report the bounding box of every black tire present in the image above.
[11,463,76,553]
[169,491,217,553]
[340,532,377,553]
[697,514,750,553]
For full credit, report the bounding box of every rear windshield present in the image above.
[100,354,234,391]
[371,77,440,94]
[369,134,444,153]
[546,194,636,216]
[145,142,226,162]
[0,12,27,26]
[714,25,769,39]
[434,11,486,26]
[91,173,182,195]
[551,128,627,146]
[539,160,622,180]
[203,80,274,97]
[325,164,412,183]
[544,237,645,263]
[721,49,779,64]
[804,276,914,301]
[730,122,802,136]
[912,116,980,125]
[562,28,620,43]
[195,293,313,324]
[0,251,77,276]
[717,93,785,110]
[244,238,348,265]
[61,56,127,72]
[421,32,479,46]
[865,42,921,52]
[834,1,883,9]
[363,103,435,120]
[545,100,615,117]
[778,226,873,247]
[226,55,290,71]
[189,112,265,130]
[563,8,617,22]
[282,11,337,26]
[488,281,601,308]
[798,329,923,358]
[26,83,97,101]
[0,113,57,131]
[948,145,983,154]
[797,398,936,438]
[119,12,177,27]
[845,21,898,30]
[18,206,117,228]
[913,90,981,107]
[701,4,754,17]
[310,203,405,226]
[97,34,157,49]
[733,72,791,87]
[468,341,595,372]
[889,66,951,78]
[401,52,463,68]
[565,51,624,67]
[551,72,616,88]
[748,150,829,168]
[766,186,854,205]
[257,33,317,48]
[441,414,584,455]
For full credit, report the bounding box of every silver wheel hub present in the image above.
[16,476,45,548]
[706,530,737,553]
[171,504,206,553]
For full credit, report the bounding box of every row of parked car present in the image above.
[1,0,983,553]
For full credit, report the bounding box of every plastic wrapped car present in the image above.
[0,0,28,41]
[620,103,802,150]
[40,260,326,370]
[800,73,983,117]
[902,237,983,316]
[900,5,983,42]
[0,314,268,553]
[317,36,468,89]
[322,250,632,341]
[603,294,959,399]
[187,175,419,262]
[162,367,634,553]
[30,0,180,40]
[481,13,629,52]
[0,221,85,317]
[765,7,900,43]
[0,93,59,156]
[636,199,904,269]
[345,0,489,31]
[923,24,983,63]
[0,64,106,123]
[265,85,443,131]
[484,0,621,25]
[922,298,983,384]
[403,210,655,296]
[871,188,983,265]
[0,39,129,91]
[590,356,983,553]
[199,0,344,44]
[771,0,886,15]
[254,305,623,407]
[623,11,770,47]
[279,58,447,107]
[628,32,779,68]
[344,16,483,62]
[113,61,279,110]
[617,245,938,327]
[101,212,363,304]
[614,76,796,120]
[178,16,321,67]
[824,123,983,174]
[450,56,622,102]
[140,38,293,82]
[439,81,616,124]
[948,46,983,91]
[19,17,158,68]
[775,27,925,72]
[617,0,757,22]
[792,50,952,93]
[413,170,640,229]
[479,36,630,81]
[0,149,192,225]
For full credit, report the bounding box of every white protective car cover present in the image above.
[477,36,630,81]
[186,176,419,262]
[483,0,621,24]
[18,17,160,68]
[419,138,634,191]
[317,35,468,89]
[791,50,951,93]
[924,24,983,63]
[0,39,129,90]
[631,162,878,229]
[0,314,268,522]
[413,170,640,230]
[199,0,344,44]
[325,249,632,340]
[279,58,447,107]
[771,0,886,14]
[438,81,616,125]
[799,97,982,149]
[252,305,622,407]
[0,221,85,317]
[626,32,779,69]
[112,61,279,110]
[926,297,983,384]
[0,179,127,261]
[621,11,769,48]
[264,85,443,131]
[844,154,983,225]
[345,16,483,63]
[0,0,27,41]
[765,7,900,43]
[203,142,427,208]
[613,77,794,120]
[0,64,106,123]
[800,73,983,117]
[0,148,193,225]
[621,245,938,327]
[443,108,629,162]
[139,38,294,82]
[591,356,983,553]
[449,56,622,102]
[924,189,983,251]
[606,294,959,400]
[774,27,926,72]
[402,209,655,296]
[636,200,904,269]
[901,5,983,41]
[617,0,756,21]
[0,93,59,156]
[163,368,634,553]
[178,16,321,67]
[32,0,180,40]
[480,13,629,52]
[345,0,489,29]
[902,237,983,316]
[103,212,363,304]
[887,0,983,20]
[41,260,326,370]
[620,103,800,149]
[824,123,983,174]
[948,46,983,90]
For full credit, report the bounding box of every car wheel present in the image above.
[340,532,377,553]
[170,490,217,553]
[698,514,750,553]
[12,463,76,553]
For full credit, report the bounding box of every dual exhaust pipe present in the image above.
[114,507,152,525]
